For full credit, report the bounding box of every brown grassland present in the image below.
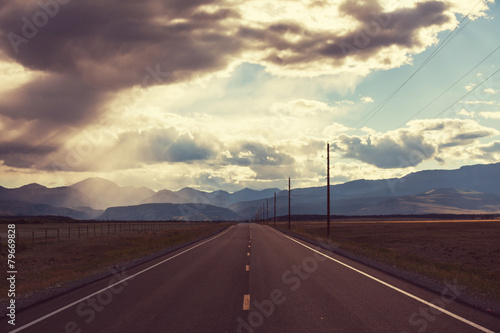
[0,220,232,302]
[275,220,500,304]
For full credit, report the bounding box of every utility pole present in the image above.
[266,199,269,225]
[327,143,331,238]
[263,203,265,223]
[288,177,291,229]
[274,192,277,226]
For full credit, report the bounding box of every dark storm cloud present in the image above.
[0,0,462,172]
[0,0,241,169]
[119,128,216,164]
[439,131,495,149]
[243,0,451,66]
[0,0,242,89]
[0,0,456,95]
[334,132,436,169]
[0,142,57,168]
[0,74,106,124]
[333,119,498,169]
[148,130,215,163]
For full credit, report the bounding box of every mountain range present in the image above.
[1,162,500,220]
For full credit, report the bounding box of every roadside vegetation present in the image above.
[275,220,500,303]
[0,219,232,301]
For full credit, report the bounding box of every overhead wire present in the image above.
[396,44,500,128]
[350,0,488,134]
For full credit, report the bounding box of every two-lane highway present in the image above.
[1,223,499,332]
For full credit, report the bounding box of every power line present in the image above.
[351,0,488,134]
[380,65,500,161]
[432,67,500,119]
[397,44,500,127]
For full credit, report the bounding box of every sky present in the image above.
[0,0,499,192]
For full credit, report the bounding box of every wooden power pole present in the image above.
[327,143,331,238]
[288,177,291,229]
[274,192,277,226]
[266,199,269,225]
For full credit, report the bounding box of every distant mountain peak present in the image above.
[19,183,47,190]
[71,177,119,188]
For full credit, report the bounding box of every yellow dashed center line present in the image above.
[243,294,250,310]
[246,265,250,271]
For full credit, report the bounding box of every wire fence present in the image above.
[0,222,198,249]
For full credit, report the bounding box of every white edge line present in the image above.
[10,226,235,333]
[269,227,495,333]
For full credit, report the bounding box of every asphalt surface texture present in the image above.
[1,223,499,332]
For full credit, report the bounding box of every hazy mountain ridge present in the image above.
[359,188,500,215]
[99,203,240,221]
[1,162,500,220]
[141,186,280,208]
[0,201,98,219]
[228,162,500,218]
[71,178,155,209]
[0,183,95,208]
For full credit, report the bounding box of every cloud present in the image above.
[270,99,339,117]
[0,0,477,88]
[34,127,218,172]
[484,88,499,95]
[0,0,494,189]
[456,108,475,118]
[334,131,435,169]
[238,0,459,77]
[0,74,107,124]
[0,142,57,168]
[465,83,477,92]
[479,141,500,153]
[332,119,498,168]
[223,141,295,167]
[461,100,497,105]
[361,96,374,103]
[479,111,500,119]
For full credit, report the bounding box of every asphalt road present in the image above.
[1,223,499,332]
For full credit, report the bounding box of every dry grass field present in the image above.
[276,220,500,303]
[0,220,232,302]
